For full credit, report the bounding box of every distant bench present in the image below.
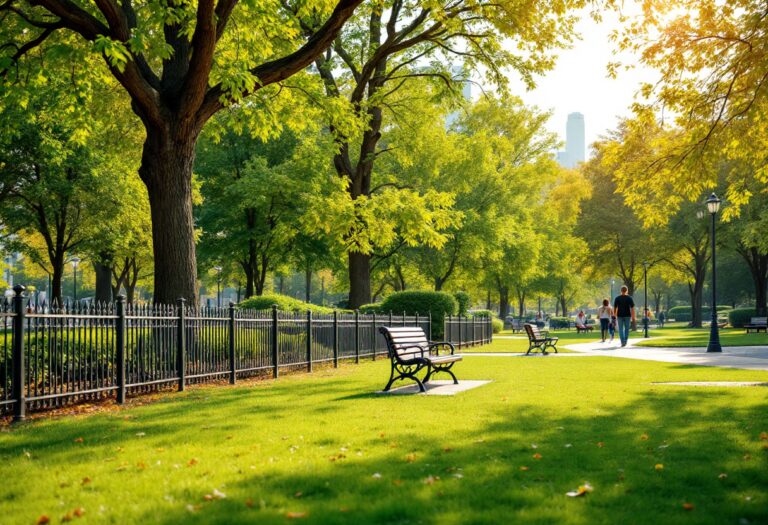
[379,326,462,392]
[745,317,767,334]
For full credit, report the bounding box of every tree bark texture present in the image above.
[498,285,510,320]
[739,247,768,316]
[348,251,371,308]
[93,260,113,303]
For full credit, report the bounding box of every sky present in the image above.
[505,8,659,158]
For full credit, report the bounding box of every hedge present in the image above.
[667,305,732,322]
[549,316,570,329]
[491,318,503,334]
[453,291,470,316]
[358,303,382,314]
[238,294,335,314]
[380,290,457,339]
[728,308,758,328]
[470,309,495,318]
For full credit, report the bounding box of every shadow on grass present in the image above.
[124,391,767,525]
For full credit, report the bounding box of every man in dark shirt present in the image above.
[613,285,635,347]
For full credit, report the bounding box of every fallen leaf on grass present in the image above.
[294,491,303,498]
[392,479,403,486]
[655,464,664,471]
[371,473,382,479]
[743,454,752,461]
[186,504,201,512]
[36,515,50,524]
[245,498,254,508]
[443,447,453,453]
[135,432,146,437]
[719,473,728,479]
[564,444,573,448]
[566,483,593,497]
[640,434,649,441]
[422,475,438,485]
[286,511,307,519]
[759,432,767,441]
[81,477,91,485]
[188,458,198,467]
[532,453,542,460]
[73,437,84,443]
[530,444,538,449]
[596,442,604,448]
[519,466,529,471]
[405,453,417,463]
[682,503,695,511]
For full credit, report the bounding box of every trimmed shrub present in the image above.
[549,317,570,329]
[471,309,495,318]
[453,291,470,316]
[667,305,733,322]
[358,303,383,314]
[491,318,503,334]
[379,290,458,339]
[239,294,335,314]
[728,308,758,328]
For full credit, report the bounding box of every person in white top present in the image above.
[597,299,614,343]
[576,310,587,327]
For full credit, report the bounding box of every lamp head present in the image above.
[70,257,81,269]
[213,265,223,273]
[705,193,721,214]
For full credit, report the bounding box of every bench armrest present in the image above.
[428,341,456,355]
[394,345,427,360]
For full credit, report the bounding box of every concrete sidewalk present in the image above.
[564,339,768,372]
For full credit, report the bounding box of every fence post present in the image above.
[12,285,26,422]
[459,315,463,349]
[306,310,313,373]
[177,298,186,392]
[371,311,376,361]
[415,312,419,336]
[472,315,476,346]
[333,310,339,368]
[229,302,236,384]
[428,311,432,341]
[489,316,493,343]
[354,310,360,364]
[116,295,126,404]
[389,311,392,328]
[272,305,279,378]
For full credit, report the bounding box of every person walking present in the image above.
[597,299,613,343]
[613,285,636,347]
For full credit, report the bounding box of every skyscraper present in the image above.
[556,112,586,168]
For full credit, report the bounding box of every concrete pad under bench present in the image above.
[376,380,492,396]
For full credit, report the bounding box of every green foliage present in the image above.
[549,317,570,329]
[379,290,458,339]
[667,306,733,322]
[471,310,495,318]
[491,318,504,334]
[727,308,759,328]
[453,291,470,316]
[238,294,334,314]
[357,303,382,314]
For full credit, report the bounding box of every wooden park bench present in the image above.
[510,319,525,333]
[575,323,594,333]
[524,323,559,355]
[379,326,463,393]
[745,317,768,334]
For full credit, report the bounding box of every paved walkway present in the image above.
[563,339,768,372]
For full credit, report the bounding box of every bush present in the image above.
[239,294,335,314]
[471,309,495,318]
[549,316,570,329]
[453,291,470,316]
[379,290,457,339]
[358,303,383,314]
[491,318,503,334]
[667,305,733,322]
[728,308,758,328]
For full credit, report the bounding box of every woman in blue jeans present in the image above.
[613,285,636,347]
[597,299,613,342]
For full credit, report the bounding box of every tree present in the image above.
[0,70,139,304]
[0,0,363,304]
[292,0,587,307]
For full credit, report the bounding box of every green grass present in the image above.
[2,356,767,524]
[636,327,768,348]
[466,330,602,353]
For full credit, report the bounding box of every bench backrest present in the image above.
[524,323,544,340]
[379,326,429,361]
[750,317,768,325]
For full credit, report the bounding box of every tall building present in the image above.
[556,112,586,168]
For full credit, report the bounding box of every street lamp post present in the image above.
[610,278,615,300]
[70,257,81,303]
[214,265,223,308]
[705,193,722,353]
[642,261,649,338]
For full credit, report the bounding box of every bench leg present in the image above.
[425,365,459,385]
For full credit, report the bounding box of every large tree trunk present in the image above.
[740,247,768,316]
[689,280,705,328]
[139,127,199,305]
[305,263,312,303]
[93,260,113,304]
[348,251,371,308]
[51,260,64,306]
[516,289,526,318]
[498,286,510,319]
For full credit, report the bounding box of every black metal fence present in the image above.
[0,286,492,420]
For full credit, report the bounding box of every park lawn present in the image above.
[465,330,602,353]
[636,327,768,348]
[2,356,767,525]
